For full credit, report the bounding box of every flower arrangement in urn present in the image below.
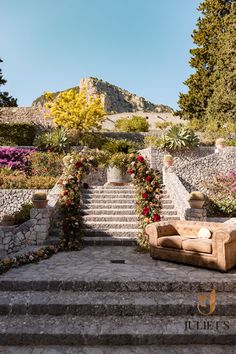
[188,191,205,209]
[32,191,48,209]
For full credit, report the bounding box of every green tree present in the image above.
[206,3,236,126]
[177,0,234,121]
[0,58,17,107]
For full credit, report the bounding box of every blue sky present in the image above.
[1,0,200,109]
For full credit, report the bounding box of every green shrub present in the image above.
[0,174,57,189]
[203,118,236,140]
[108,152,130,171]
[14,203,33,225]
[0,123,36,146]
[29,151,63,177]
[102,139,136,154]
[188,191,205,201]
[187,118,205,132]
[69,131,109,149]
[227,140,236,147]
[155,121,173,130]
[144,135,162,148]
[115,115,149,132]
[207,198,236,217]
[162,124,199,150]
[33,191,47,200]
[34,127,70,152]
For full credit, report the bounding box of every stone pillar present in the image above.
[30,208,50,245]
[185,208,207,221]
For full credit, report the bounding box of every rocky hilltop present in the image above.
[32,77,173,113]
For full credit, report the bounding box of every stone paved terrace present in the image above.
[0,246,236,289]
[0,246,236,352]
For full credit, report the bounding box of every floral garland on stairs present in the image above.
[127,152,161,249]
[59,148,104,250]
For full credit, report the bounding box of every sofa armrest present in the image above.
[214,227,236,244]
[145,222,177,247]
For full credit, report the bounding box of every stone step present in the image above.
[82,229,139,238]
[0,345,235,354]
[83,215,138,222]
[82,209,136,215]
[160,210,177,216]
[83,221,139,230]
[160,216,180,221]
[0,314,235,345]
[1,291,235,316]
[83,189,135,195]
[160,203,175,209]
[83,194,135,200]
[44,236,60,245]
[82,237,137,246]
[82,203,135,209]
[1,276,236,292]
[83,199,136,205]
[160,199,173,204]
[87,184,135,191]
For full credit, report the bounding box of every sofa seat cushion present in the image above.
[157,235,182,249]
[182,238,212,254]
[157,235,197,249]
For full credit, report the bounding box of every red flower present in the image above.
[142,193,149,199]
[145,175,152,183]
[137,155,144,163]
[83,182,89,189]
[153,214,161,222]
[142,207,149,216]
[75,161,83,169]
[127,168,133,174]
[66,200,71,208]
[63,190,68,196]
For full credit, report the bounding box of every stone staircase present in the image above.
[81,185,139,245]
[160,186,180,221]
[80,184,180,246]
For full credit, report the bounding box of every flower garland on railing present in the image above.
[127,152,161,248]
[59,148,104,250]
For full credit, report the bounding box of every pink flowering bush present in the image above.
[0,147,33,172]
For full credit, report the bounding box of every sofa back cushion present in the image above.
[174,221,226,238]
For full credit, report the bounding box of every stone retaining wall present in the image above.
[175,147,236,193]
[140,147,215,171]
[0,184,62,254]
[163,167,207,221]
[0,107,49,131]
[0,189,48,221]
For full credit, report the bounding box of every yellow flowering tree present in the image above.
[44,89,106,131]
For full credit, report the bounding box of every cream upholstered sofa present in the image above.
[145,220,236,272]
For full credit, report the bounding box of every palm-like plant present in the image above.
[162,124,199,150]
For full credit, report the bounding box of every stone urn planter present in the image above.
[215,138,226,151]
[32,192,48,209]
[1,214,15,226]
[188,191,205,209]
[163,154,174,168]
[107,166,131,185]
